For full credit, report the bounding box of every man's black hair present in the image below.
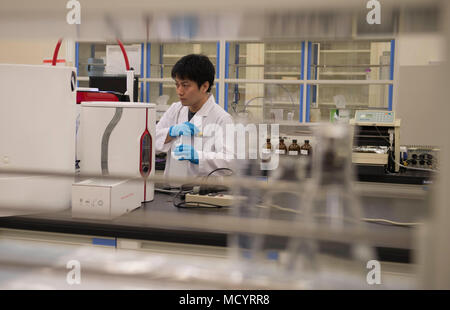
[171,54,215,92]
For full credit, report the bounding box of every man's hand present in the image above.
[173,144,199,164]
[169,122,200,137]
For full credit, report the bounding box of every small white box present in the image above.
[72,178,143,220]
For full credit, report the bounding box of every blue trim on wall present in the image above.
[224,42,230,112]
[159,45,163,96]
[92,238,116,247]
[389,40,395,80]
[146,43,151,103]
[306,42,312,122]
[307,42,312,80]
[311,44,318,104]
[216,41,219,102]
[75,42,79,87]
[235,44,240,78]
[388,39,395,111]
[140,43,144,102]
[299,41,305,122]
[234,43,240,113]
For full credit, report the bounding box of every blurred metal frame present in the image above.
[0,0,448,289]
[0,0,440,41]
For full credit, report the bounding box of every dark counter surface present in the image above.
[0,186,428,263]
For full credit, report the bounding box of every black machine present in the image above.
[89,75,139,102]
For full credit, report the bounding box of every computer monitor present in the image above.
[89,75,139,102]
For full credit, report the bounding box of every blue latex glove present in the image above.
[169,122,200,137]
[174,144,199,164]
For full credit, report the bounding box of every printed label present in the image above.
[289,151,298,156]
[275,150,286,155]
[301,150,308,155]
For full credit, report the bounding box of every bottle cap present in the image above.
[266,138,271,142]
[293,139,297,143]
[305,140,309,143]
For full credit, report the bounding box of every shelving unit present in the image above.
[308,40,394,122]
[74,39,395,124]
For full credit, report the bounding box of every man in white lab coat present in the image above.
[155,54,235,180]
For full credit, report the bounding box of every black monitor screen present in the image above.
[89,75,139,102]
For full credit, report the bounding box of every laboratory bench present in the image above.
[0,180,429,265]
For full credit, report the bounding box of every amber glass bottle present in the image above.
[276,138,288,155]
[262,138,272,162]
[288,139,300,156]
[300,140,313,156]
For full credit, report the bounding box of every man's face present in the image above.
[174,76,208,107]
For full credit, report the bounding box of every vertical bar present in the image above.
[218,40,226,110]
[306,41,312,122]
[216,41,220,102]
[75,42,79,87]
[312,43,318,104]
[146,43,151,103]
[299,41,305,122]
[90,44,95,58]
[234,44,240,111]
[140,43,144,102]
[224,42,230,112]
[388,39,395,111]
[159,44,163,96]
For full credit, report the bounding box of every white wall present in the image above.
[396,34,446,66]
[394,33,446,146]
[0,39,71,66]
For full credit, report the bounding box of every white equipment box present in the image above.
[72,178,143,220]
[0,64,77,213]
[73,101,156,219]
[350,110,401,172]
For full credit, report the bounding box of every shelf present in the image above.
[319,72,367,76]
[242,102,297,108]
[313,103,375,108]
[266,120,316,127]
[268,102,298,105]
[163,54,217,58]
[264,72,301,76]
[265,50,301,54]
[320,50,370,53]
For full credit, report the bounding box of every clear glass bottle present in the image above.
[276,138,288,156]
[288,139,300,156]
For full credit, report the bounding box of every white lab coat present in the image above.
[155,95,235,178]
